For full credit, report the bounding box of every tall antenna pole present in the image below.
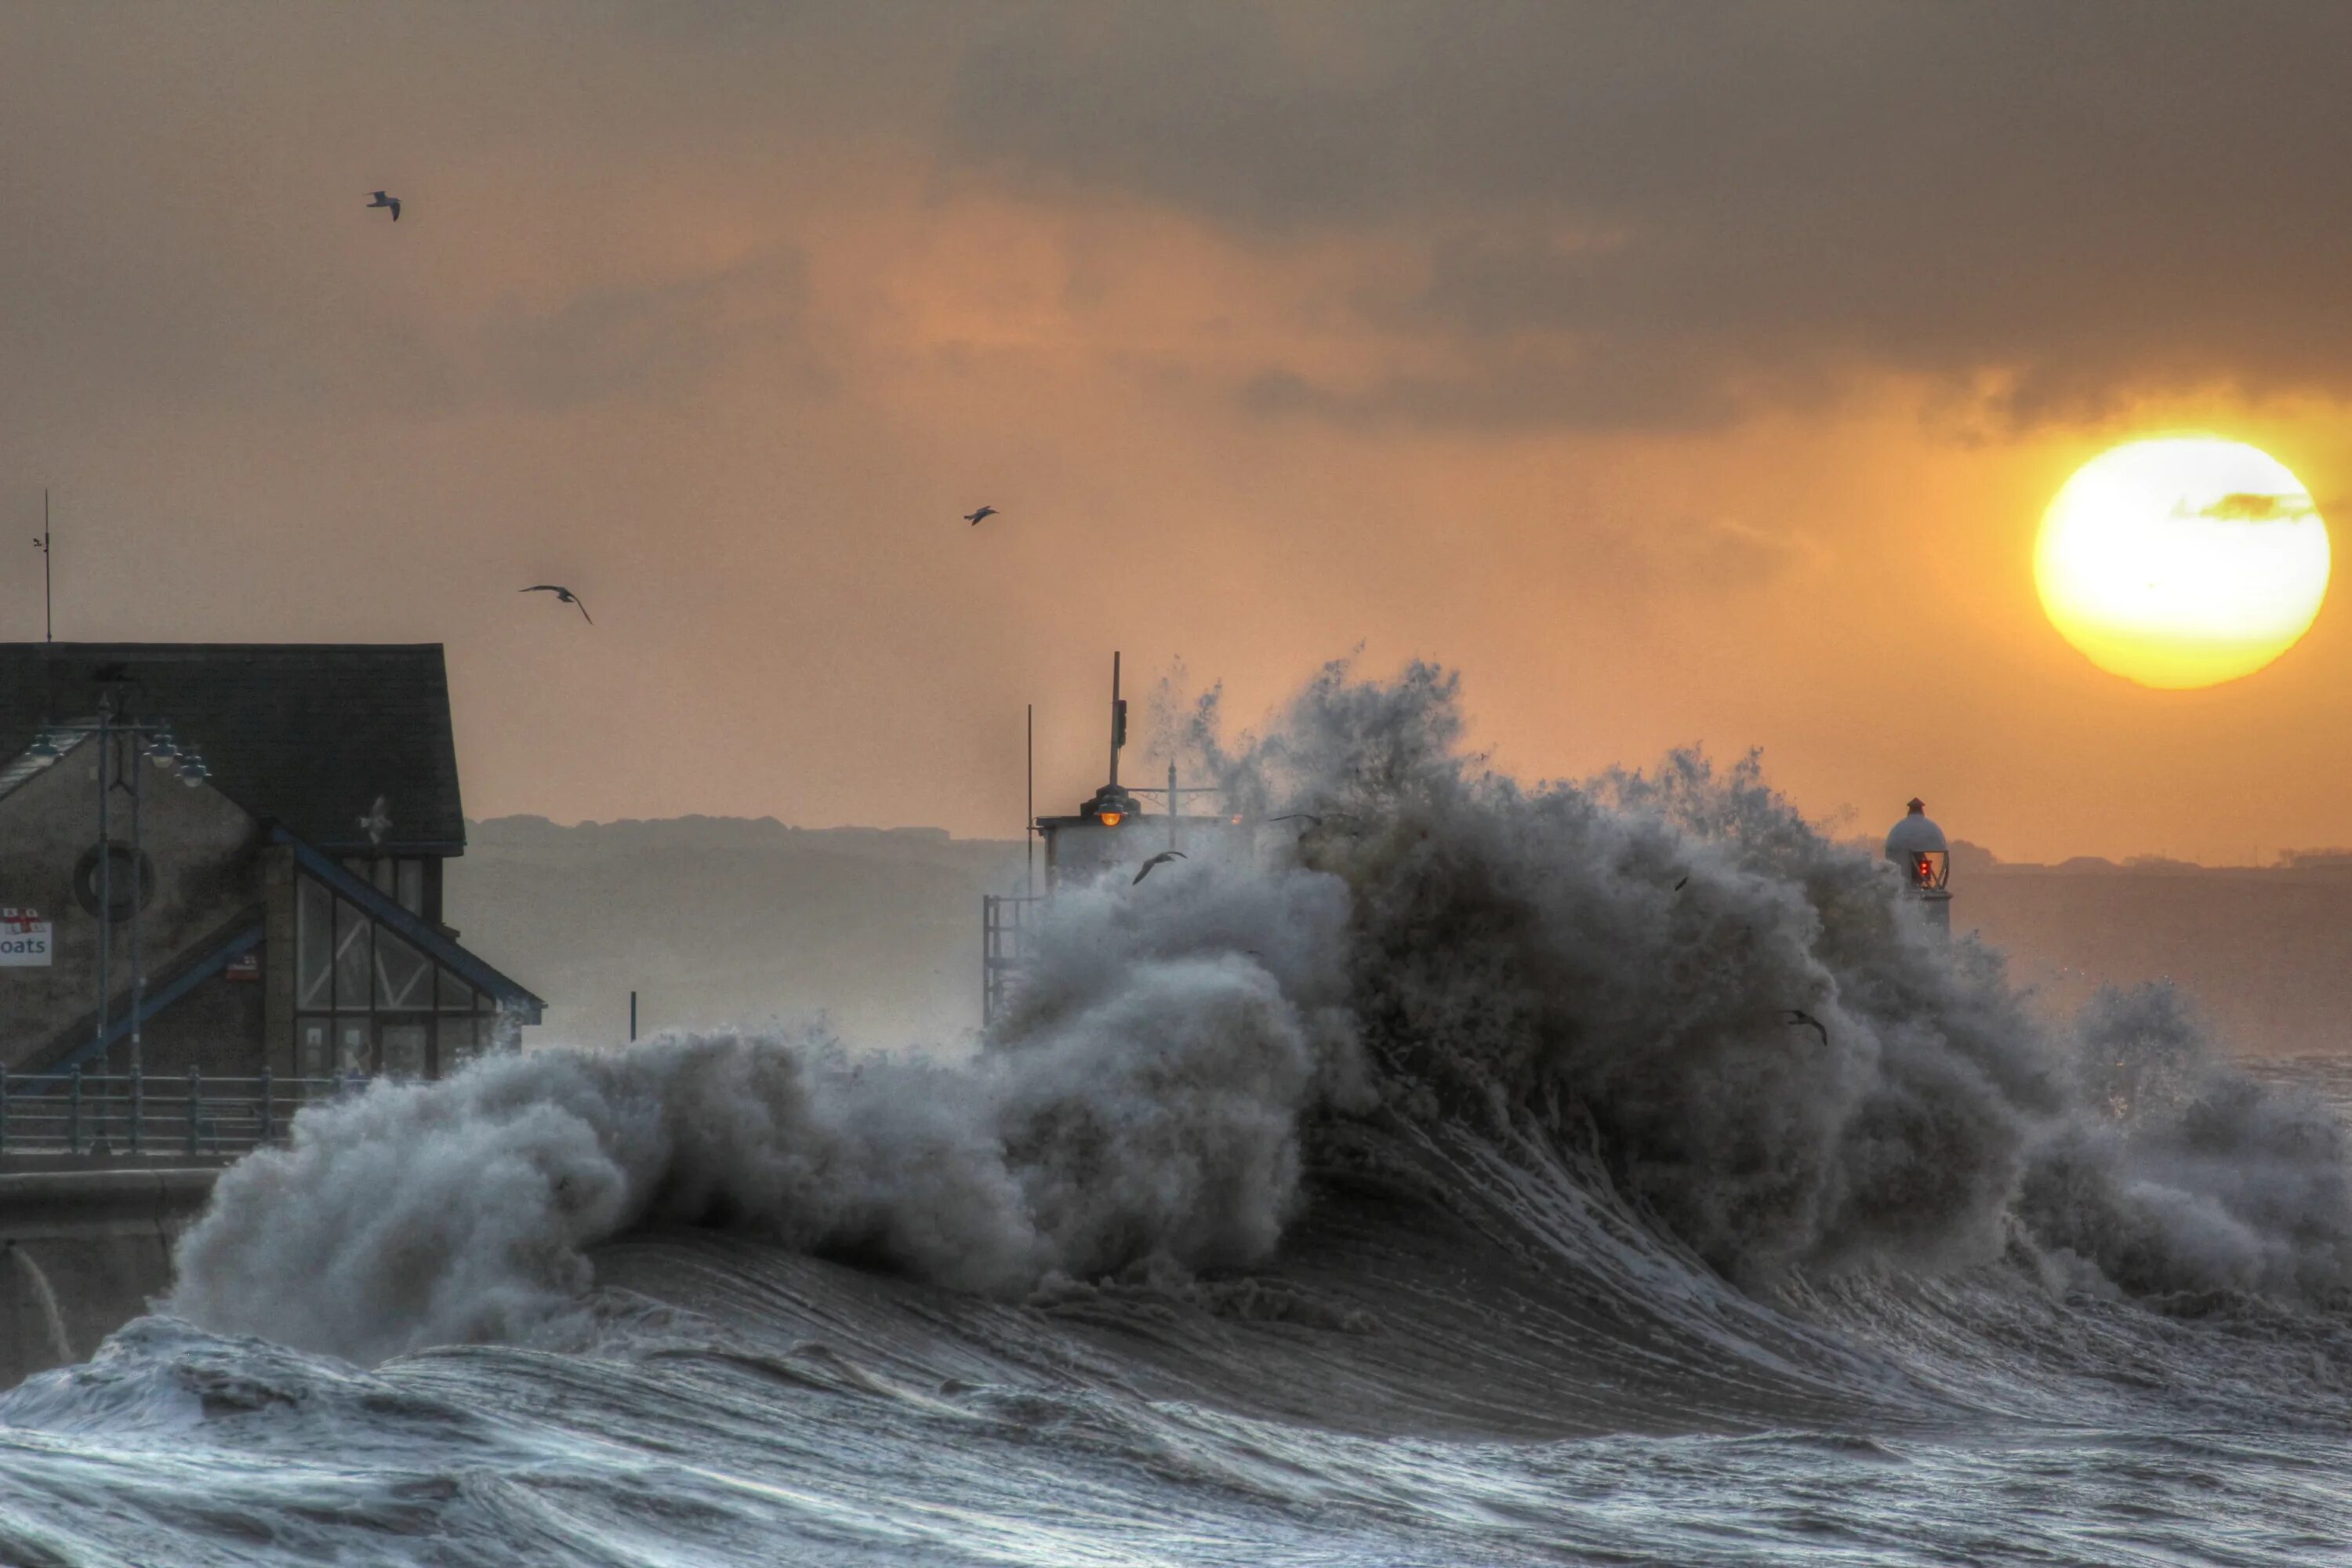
[1108,651,1123,789]
[1025,703,1035,896]
[38,489,52,643]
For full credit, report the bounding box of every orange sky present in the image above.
[6,4,2352,865]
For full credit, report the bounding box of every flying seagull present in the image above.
[367,191,402,221]
[521,585,592,622]
[358,796,392,848]
[1270,813,1323,826]
[1132,850,1188,885]
[964,506,997,526]
[1783,1009,1828,1047]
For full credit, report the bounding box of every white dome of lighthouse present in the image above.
[1884,798,1948,859]
[1885,798,1953,930]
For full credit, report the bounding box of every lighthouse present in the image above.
[1885,797,1953,935]
[982,651,1252,1025]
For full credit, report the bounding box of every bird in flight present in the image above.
[366,191,402,221]
[964,506,997,526]
[1132,850,1187,885]
[521,585,592,622]
[1270,813,1323,826]
[1783,1009,1828,1047]
[358,797,392,848]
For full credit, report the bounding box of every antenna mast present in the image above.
[1108,652,1125,789]
[37,488,52,643]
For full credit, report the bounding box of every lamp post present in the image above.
[23,709,209,1075]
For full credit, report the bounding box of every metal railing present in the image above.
[0,1069,365,1160]
[982,893,1046,1028]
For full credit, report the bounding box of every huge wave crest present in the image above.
[168,660,2352,1364]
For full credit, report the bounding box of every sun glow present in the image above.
[2035,437,2330,688]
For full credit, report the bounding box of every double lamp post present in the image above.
[24,702,211,1077]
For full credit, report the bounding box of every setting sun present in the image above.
[2035,437,2331,688]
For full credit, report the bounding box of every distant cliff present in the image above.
[446,816,2352,1059]
[1957,845,2352,1058]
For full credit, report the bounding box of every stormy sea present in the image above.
[6,664,2351,1566]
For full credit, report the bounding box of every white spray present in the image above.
[8,1242,75,1369]
[168,658,2352,1363]
[169,862,1367,1363]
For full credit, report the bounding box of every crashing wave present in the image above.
[168,658,2352,1364]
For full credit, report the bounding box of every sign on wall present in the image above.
[1,908,53,968]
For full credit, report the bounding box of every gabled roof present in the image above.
[0,644,466,855]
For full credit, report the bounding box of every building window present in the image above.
[333,897,372,1011]
[297,877,334,1009]
[299,1018,329,1079]
[380,1023,429,1080]
[337,1019,370,1076]
[292,868,514,1080]
[437,1015,481,1072]
[374,927,432,1009]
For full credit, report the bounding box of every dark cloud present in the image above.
[0,5,861,434]
[7,2,2350,443]
[2190,493,2318,522]
[943,2,2352,429]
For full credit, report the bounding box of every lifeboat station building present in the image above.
[0,644,543,1083]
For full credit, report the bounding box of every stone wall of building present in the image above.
[0,739,264,1070]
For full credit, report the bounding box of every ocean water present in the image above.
[5,665,2350,1566]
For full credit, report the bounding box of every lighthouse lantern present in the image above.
[1884,797,1954,935]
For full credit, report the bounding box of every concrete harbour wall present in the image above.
[0,1167,219,1388]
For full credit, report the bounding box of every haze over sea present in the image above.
[4,663,2351,1566]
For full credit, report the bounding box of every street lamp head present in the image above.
[177,749,209,788]
[146,728,180,766]
[26,731,62,765]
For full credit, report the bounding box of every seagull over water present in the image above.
[521,585,592,622]
[1132,850,1187,885]
[366,191,402,221]
[964,506,997,526]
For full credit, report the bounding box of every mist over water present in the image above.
[10,659,2352,1564]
